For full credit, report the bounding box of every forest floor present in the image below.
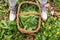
[0,0,60,40]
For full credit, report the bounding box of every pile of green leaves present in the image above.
[19,14,38,30]
[19,4,39,30]
[53,0,60,9]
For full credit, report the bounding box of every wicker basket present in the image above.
[16,1,41,34]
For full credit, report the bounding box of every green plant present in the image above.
[19,14,38,30]
[53,0,60,9]
[19,3,40,30]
